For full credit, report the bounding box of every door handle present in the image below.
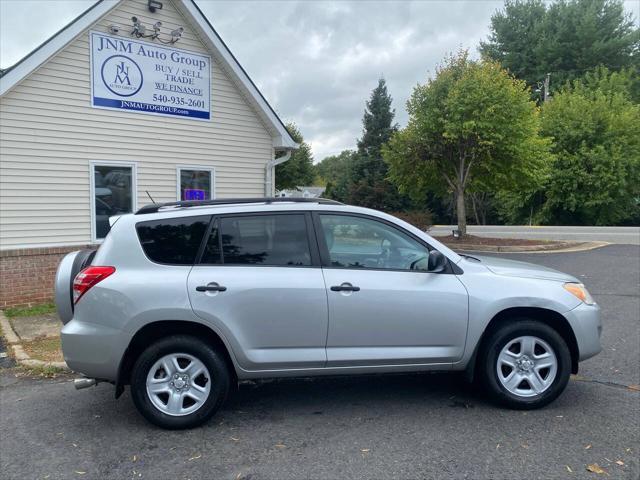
[330,283,360,292]
[196,283,227,292]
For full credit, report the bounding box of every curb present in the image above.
[439,240,610,254]
[0,311,70,371]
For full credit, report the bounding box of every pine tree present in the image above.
[349,79,406,211]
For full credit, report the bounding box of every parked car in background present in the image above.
[55,198,602,429]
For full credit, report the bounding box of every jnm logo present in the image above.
[101,55,143,97]
[114,62,131,86]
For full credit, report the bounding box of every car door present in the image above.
[315,213,468,367]
[188,212,328,371]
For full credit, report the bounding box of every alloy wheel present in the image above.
[496,336,558,398]
[146,353,211,416]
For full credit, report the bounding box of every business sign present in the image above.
[90,31,211,120]
[183,189,206,200]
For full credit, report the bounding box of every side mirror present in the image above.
[427,250,447,273]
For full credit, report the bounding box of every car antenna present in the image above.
[145,190,157,204]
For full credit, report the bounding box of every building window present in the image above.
[177,167,214,201]
[91,162,136,241]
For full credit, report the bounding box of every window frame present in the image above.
[195,211,321,268]
[176,165,216,202]
[89,160,138,244]
[311,211,455,274]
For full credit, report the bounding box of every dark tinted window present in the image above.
[93,164,133,239]
[202,214,311,266]
[200,220,221,264]
[137,216,209,265]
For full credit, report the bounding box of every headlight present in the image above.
[563,283,596,305]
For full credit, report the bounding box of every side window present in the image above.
[319,214,430,271]
[136,216,210,265]
[202,214,312,266]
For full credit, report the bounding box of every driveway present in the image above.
[429,225,640,244]
[1,245,638,479]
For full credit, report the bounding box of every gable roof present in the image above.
[0,0,297,149]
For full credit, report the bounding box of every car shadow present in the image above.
[224,372,487,414]
[80,371,595,435]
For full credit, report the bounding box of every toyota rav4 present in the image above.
[55,198,602,429]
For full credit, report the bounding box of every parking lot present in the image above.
[1,244,638,479]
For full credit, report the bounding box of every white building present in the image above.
[0,0,297,307]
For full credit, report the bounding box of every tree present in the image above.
[348,79,407,211]
[275,123,316,191]
[480,0,639,100]
[355,78,397,175]
[314,150,357,202]
[383,51,550,235]
[538,67,640,224]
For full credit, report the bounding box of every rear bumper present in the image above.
[61,318,126,381]
[565,302,602,362]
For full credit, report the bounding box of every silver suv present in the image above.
[55,198,602,429]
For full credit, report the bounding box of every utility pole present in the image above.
[543,73,550,102]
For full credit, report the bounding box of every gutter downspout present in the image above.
[265,149,292,197]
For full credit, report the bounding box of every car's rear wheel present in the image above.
[131,335,230,429]
[478,320,571,409]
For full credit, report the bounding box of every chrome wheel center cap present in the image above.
[517,356,534,372]
[174,377,187,389]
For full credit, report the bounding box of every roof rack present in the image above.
[135,197,343,215]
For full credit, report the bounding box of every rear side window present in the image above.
[137,216,209,265]
[201,214,311,266]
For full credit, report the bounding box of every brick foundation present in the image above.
[0,245,92,308]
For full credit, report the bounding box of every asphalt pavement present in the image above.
[1,245,638,479]
[429,225,640,244]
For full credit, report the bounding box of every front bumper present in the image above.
[61,318,126,382]
[565,302,602,362]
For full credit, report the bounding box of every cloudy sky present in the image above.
[1,1,638,161]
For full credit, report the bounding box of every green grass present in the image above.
[4,302,56,319]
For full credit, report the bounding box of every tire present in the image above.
[477,319,571,410]
[130,335,230,429]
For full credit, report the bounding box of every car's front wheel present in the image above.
[478,320,571,409]
[131,335,230,429]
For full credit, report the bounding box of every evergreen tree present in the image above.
[349,78,406,211]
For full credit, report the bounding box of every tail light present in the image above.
[73,266,115,304]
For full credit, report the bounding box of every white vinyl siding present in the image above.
[0,0,273,249]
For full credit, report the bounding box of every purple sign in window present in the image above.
[183,189,206,201]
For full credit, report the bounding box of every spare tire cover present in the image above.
[55,249,96,324]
